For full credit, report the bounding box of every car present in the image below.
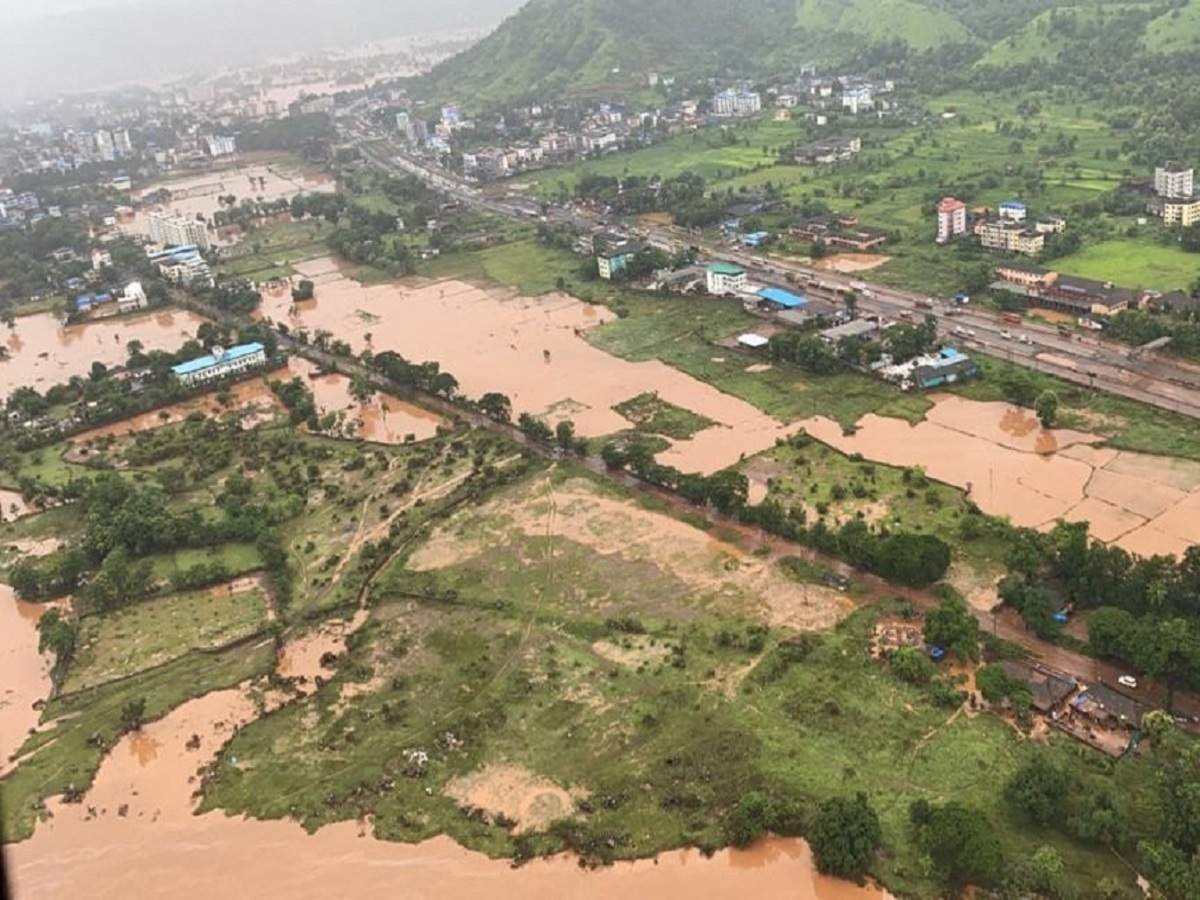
[1000,330,1013,340]
[1117,675,1138,689]
[1018,334,1032,344]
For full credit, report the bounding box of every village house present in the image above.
[791,215,888,251]
[793,136,861,166]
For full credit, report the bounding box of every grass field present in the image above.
[197,464,1150,898]
[63,585,271,693]
[147,543,264,581]
[1052,238,1199,292]
[612,392,716,439]
[215,219,331,282]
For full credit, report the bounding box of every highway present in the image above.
[346,123,1200,419]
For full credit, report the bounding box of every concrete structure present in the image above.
[1155,162,1194,199]
[975,219,1045,256]
[205,135,237,158]
[790,216,887,251]
[706,262,747,295]
[736,333,770,349]
[118,281,148,312]
[148,211,210,251]
[712,89,762,117]
[819,318,880,344]
[793,136,861,166]
[1162,197,1200,227]
[91,249,112,270]
[998,200,1027,222]
[936,197,966,243]
[149,245,213,288]
[756,287,808,310]
[172,343,267,386]
[594,233,641,280]
[841,85,873,114]
[1034,215,1066,234]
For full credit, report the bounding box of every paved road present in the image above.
[347,123,1200,420]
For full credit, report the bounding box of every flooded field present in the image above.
[68,356,443,449]
[0,308,209,399]
[123,162,333,246]
[801,394,1200,557]
[0,587,57,775]
[261,261,798,472]
[6,676,886,900]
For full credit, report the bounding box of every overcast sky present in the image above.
[0,0,522,105]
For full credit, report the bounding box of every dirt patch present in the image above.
[592,637,672,669]
[409,475,854,631]
[811,253,891,273]
[445,764,579,833]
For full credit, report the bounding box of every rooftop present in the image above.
[172,342,265,377]
[708,262,746,276]
[757,286,808,309]
[937,197,966,213]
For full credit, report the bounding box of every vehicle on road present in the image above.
[1117,675,1139,689]
[1000,330,1013,340]
[1019,334,1032,344]
[953,326,969,337]
[1002,313,1022,325]
[916,298,934,309]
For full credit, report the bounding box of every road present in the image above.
[345,120,1200,420]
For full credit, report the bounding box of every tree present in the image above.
[348,372,376,406]
[120,697,147,733]
[291,279,315,301]
[477,392,512,423]
[923,594,979,660]
[910,799,1003,890]
[1007,845,1065,898]
[37,609,77,669]
[555,419,576,451]
[890,645,935,685]
[1006,753,1071,825]
[724,791,770,848]
[1035,390,1059,428]
[809,793,882,881]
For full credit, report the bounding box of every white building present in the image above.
[113,129,133,158]
[713,89,762,118]
[205,135,237,158]
[706,262,747,295]
[148,211,210,250]
[936,197,967,244]
[841,85,874,114]
[118,281,148,313]
[91,248,112,271]
[172,343,267,386]
[998,200,1027,222]
[1155,162,1193,200]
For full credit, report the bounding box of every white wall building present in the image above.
[148,211,210,250]
[713,89,762,117]
[936,197,967,243]
[1155,163,1194,200]
[172,343,267,386]
[706,263,747,295]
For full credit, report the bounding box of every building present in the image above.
[736,333,770,349]
[1041,274,1134,316]
[712,89,762,118]
[171,343,267,386]
[819,318,880,344]
[594,232,642,280]
[148,211,210,251]
[1034,215,1066,234]
[841,85,873,114]
[1155,162,1194,199]
[1162,197,1200,227]
[936,197,966,243]
[998,200,1027,222]
[1072,683,1151,730]
[706,262,747,295]
[112,129,133,158]
[91,249,112,271]
[756,287,808,311]
[975,219,1045,256]
[994,261,1051,290]
[94,130,116,162]
[790,216,887,251]
[1001,661,1076,714]
[149,245,213,288]
[205,135,237,158]
[912,348,979,390]
[741,231,770,247]
[118,281,148,312]
[793,136,861,166]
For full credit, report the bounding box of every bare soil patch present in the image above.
[444,764,579,833]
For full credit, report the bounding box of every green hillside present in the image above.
[1143,0,1200,52]
[796,0,975,50]
[977,3,1152,66]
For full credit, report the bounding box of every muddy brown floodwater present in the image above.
[0,587,59,776]
[800,394,1200,558]
[261,261,799,473]
[0,309,209,399]
[7,679,889,900]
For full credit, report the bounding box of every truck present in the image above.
[1002,313,1022,325]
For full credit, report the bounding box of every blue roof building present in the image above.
[75,294,93,311]
[757,287,808,310]
[742,231,770,247]
[172,342,267,386]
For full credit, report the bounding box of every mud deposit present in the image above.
[260,261,797,472]
[0,308,210,399]
[803,394,1200,556]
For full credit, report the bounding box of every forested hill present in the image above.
[422,0,1200,104]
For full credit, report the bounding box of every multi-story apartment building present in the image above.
[1155,162,1194,199]
[148,211,210,250]
[936,197,966,243]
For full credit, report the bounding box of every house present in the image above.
[912,347,978,390]
[1034,214,1066,234]
[706,262,747,295]
[756,287,808,311]
[819,318,880,344]
[998,200,1027,222]
[1072,683,1151,730]
[994,261,1051,289]
[172,343,267,386]
[790,216,888,251]
[936,197,966,243]
[841,84,873,114]
[1143,290,1200,314]
[1040,274,1134,317]
[741,231,770,247]
[91,248,112,270]
[794,136,861,166]
[1001,660,1077,714]
[118,281,148,313]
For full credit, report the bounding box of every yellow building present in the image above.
[1162,198,1200,227]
